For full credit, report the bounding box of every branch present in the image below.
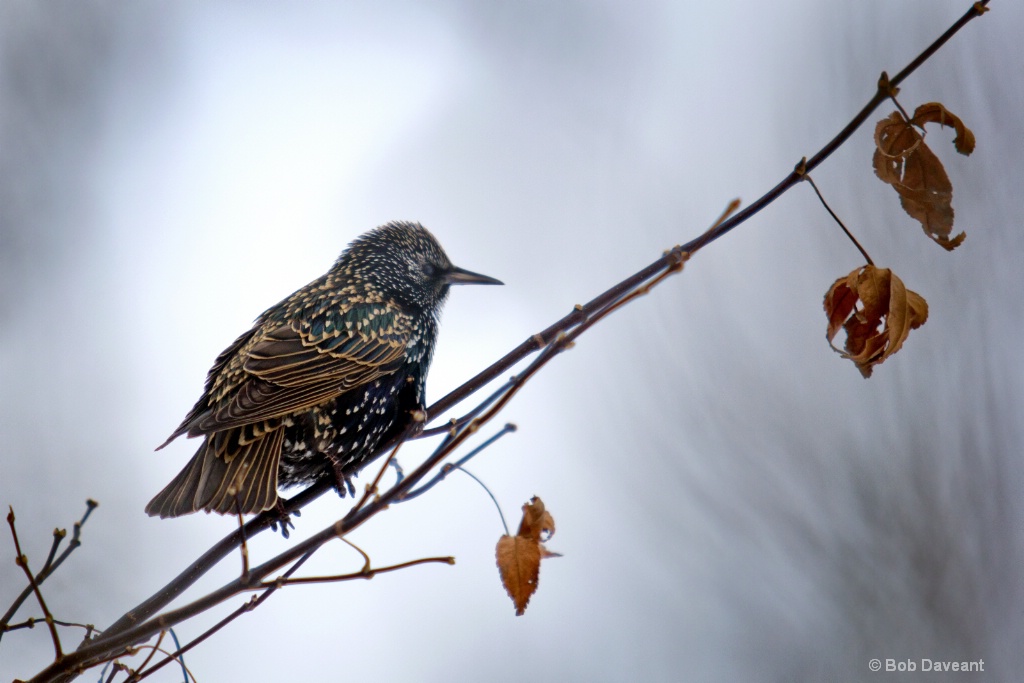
[401,423,518,502]
[1,501,98,640]
[131,553,315,682]
[7,508,63,659]
[256,555,455,589]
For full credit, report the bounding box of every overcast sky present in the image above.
[2,1,1023,681]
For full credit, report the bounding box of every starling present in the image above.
[146,221,502,518]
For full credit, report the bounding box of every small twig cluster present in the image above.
[2,502,99,656]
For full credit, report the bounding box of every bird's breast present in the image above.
[277,367,423,487]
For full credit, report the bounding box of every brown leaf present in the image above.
[911,102,976,155]
[516,495,555,541]
[823,265,928,377]
[496,497,558,615]
[873,110,966,251]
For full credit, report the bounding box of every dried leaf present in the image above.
[516,495,555,541]
[873,110,965,250]
[496,496,559,615]
[823,265,928,377]
[496,535,540,616]
[911,102,975,155]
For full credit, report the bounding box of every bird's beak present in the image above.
[444,265,503,286]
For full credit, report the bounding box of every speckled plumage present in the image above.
[146,221,501,518]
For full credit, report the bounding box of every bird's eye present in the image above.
[421,263,438,278]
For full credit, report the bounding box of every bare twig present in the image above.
[122,641,195,683]
[402,423,518,502]
[1,500,98,639]
[456,467,511,537]
[102,661,127,683]
[340,537,372,573]
[416,378,516,440]
[99,485,321,640]
[235,507,249,580]
[128,641,198,683]
[127,629,165,679]
[132,553,314,682]
[2,619,96,636]
[879,71,915,124]
[7,507,63,659]
[798,167,875,265]
[256,555,455,588]
[40,530,67,582]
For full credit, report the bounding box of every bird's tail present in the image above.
[145,427,284,518]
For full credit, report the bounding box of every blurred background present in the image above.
[2,1,1022,680]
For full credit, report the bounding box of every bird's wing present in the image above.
[187,303,414,435]
[157,324,263,449]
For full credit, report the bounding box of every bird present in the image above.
[146,221,502,518]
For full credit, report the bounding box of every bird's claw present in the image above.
[269,499,299,538]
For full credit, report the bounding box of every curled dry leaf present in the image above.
[823,265,928,378]
[911,102,975,155]
[495,496,559,616]
[872,103,974,251]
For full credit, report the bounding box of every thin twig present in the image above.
[133,553,314,682]
[800,169,874,265]
[402,423,518,502]
[100,485,322,641]
[456,467,510,537]
[124,643,194,683]
[109,545,452,680]
[1,500,97,638]
[2,616,38,633]
[40,530,67,582]
[54,421,518,672]
[235,506,249,580]
[339,537,372,573]
[256,555,455,588]
[102,661,125,683]
[417,378,515,439]
[7,507,63,660]
[128,629,165,679]
[880,72,915,124]
[2,618,95,635]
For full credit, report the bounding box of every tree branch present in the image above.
[2,501,98,641]
[7,508,63,660]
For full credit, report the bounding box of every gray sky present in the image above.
[2,1,1023,681]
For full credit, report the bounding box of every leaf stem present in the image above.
[803,172,874,265]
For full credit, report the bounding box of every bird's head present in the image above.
[336,221,502,313]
